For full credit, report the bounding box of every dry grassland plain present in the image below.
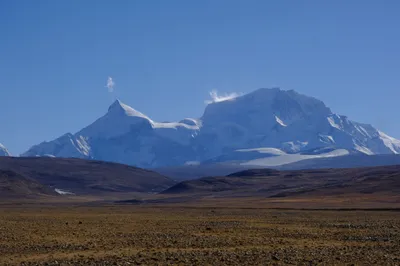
[0,205,399,265]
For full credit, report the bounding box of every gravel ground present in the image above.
[0,205,399,265]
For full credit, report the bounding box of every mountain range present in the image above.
[21,88,400,168]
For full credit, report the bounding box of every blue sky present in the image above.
[1,0,400,155]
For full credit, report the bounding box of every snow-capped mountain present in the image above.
[22,88,400,167]
[0,143,10,156]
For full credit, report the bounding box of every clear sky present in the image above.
[1,0,400,155]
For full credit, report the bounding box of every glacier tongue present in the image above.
[21,88,400,167]
[240,148,350,167]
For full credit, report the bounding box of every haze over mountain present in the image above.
[23,88,400,168]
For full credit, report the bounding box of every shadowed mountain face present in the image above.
[162,165,400,199]
[22,88,400,168]
[0,170,57,198]
[0,157,175,196]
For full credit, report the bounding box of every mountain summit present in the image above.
[22,88,400,167]
[108,99,151,119]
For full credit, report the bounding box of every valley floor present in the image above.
[1,204,400,265]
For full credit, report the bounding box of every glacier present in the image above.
[22,88,400,167]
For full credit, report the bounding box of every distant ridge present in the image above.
[0,169,57,198]
[162,165,400,201]
[0,157,175,197]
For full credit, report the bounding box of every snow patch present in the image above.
[205,90,240,104]
[354,144,374,155]
[319,135,335,144]
[75,136,91,156]
[281,141,308,153]
[55,188,74,195]
[355,125,371,138]
[153,121,200,130]
[236,147,287,156]
[275,116,287,127]
[327,116,341,130]
[378,131,400,154]
[0,143,10,156]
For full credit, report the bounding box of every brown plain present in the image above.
[0,205,399,265]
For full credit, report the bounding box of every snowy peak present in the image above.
[248,88,332,118]
[108,99,150,119]
[202,88,331,125]
[76,100,155,140]
[200,88,333,144]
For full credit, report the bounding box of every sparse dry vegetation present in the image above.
[1,205,399,265]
